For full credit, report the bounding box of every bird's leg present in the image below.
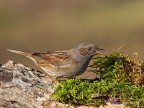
[51,77,59,84]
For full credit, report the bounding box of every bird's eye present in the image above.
[87,47,92,51]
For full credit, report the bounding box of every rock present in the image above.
[0,61,54,108]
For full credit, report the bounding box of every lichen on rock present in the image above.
[0,61,54,108]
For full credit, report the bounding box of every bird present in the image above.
[7,43,103,80]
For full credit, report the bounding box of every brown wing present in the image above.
[32,51,71,67]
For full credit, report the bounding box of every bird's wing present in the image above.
[7,49,72,68]
[32,51,71,67]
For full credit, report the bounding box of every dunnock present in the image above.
[8,43,102,79]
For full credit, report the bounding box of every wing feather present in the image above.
[32,51,71,67]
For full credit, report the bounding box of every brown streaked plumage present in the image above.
[7,43,103,79]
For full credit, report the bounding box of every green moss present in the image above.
[52,51,144,107]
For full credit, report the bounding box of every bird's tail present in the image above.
[7,49,32,58]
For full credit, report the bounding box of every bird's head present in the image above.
[76,43,103,58]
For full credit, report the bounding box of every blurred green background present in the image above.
[0,1,144,76]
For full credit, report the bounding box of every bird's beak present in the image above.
[94,48,104,55]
